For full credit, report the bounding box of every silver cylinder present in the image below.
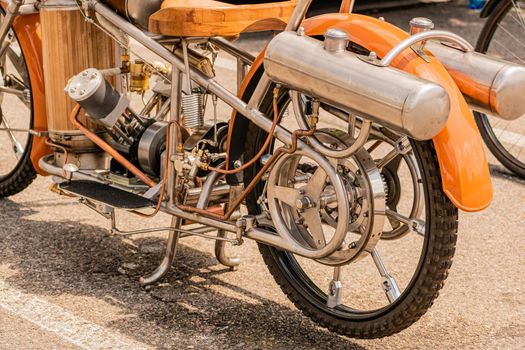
[427,42,525,120]
[264,31,451,140]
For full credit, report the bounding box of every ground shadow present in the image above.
[0,198,366,350]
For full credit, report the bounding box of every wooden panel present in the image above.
[41,8,114,133]
[149,0,297,37]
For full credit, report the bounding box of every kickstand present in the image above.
[140,216,182,286]
[214,230,240,270]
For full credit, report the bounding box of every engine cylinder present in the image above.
[264,31,451,141]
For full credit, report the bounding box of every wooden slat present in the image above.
[149,0,297,37]
[41,8,115,133]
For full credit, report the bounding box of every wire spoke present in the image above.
[0,113,24,159]
[495,22,525,51]
[511,0,525,29]
[491,38,525,64]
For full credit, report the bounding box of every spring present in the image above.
[182,88,205,129]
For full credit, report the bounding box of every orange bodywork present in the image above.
[8,12,50,174]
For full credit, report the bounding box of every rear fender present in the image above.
[229,13,492,212]
[7,11,50,174]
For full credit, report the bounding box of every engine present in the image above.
[66,68,167,177]
[65,67,227,181]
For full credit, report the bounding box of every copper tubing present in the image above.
[177,96,316,221]
[69,104,157,188]
[44,138,69,177]
[207,88,281,175]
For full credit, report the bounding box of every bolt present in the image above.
[349,242,357,249]
[233,160,242,169]
[369,51,378,60]
[79,89,86,96]
[296,196,314,210]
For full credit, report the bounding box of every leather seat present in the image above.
[148,0,297,37]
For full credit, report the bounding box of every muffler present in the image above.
[264,30,451,141]
[427,42,525,120]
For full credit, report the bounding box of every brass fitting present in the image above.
[120,53,131,74]
[130,59,151,93]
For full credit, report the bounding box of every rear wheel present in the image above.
[475,0,525,177]
[243,85,458,338]
[0,10,36,198]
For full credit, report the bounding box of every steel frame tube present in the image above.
[92,1,303,152]
[339,0,356,13]
[380,30,473,66]
[0,0,24,48]
[210,37,255,65]
[91,0,353,260]
[285,0,312,31]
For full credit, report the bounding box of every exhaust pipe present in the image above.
[264,30,451,141]
[428,42,525,120]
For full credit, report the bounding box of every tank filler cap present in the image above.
[324,28,349,53]
[409,17,434,35]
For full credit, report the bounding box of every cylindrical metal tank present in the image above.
[264,31,451,140]
[427,42,525,120]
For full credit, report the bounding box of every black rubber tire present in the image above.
[0,144,36,198]
[243,89,459,338]
[474,0,525,178]
[0,10,36,198]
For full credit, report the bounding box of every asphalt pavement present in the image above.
[1,1,524,349]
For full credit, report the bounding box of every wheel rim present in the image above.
[257,94,430,318]
[477,0,525,175]
[0,14,32,180]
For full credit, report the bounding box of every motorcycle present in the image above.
[0,0,524,339]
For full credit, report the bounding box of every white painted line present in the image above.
[492,128,525,149]
[0,280,152,350]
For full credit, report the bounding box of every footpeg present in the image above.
[58,180,153,209]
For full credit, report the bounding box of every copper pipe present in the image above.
[207,88,281,175]
[69,104,157,188]
[44,138,69,177]
[177,96,316,221]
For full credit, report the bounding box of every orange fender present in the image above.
[8,11,50,174]
[299,13,491,212]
